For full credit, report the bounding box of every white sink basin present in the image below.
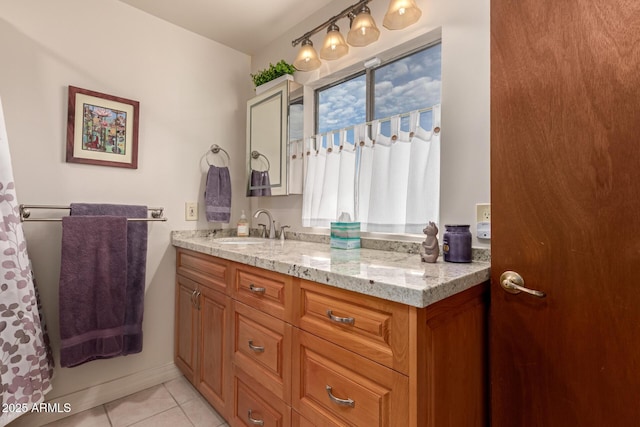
[214,237,269,245]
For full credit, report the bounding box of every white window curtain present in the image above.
[288,139,304,194]
[302,105,440,233]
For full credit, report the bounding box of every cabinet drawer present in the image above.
[296,279,409,374]
[176,249,228,294]
[293,330,408,427]
[291,411,317,427]
[232,300,292,401]
[233,369,291,427]
[232,264,293,322]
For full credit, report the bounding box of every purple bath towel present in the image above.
[70,203,148,356]
[205,165,231,222]
[59,216,128,367]
[249,170,272,196]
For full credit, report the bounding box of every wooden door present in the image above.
[491,0,640,425]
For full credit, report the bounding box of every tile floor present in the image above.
[43,376,228,427]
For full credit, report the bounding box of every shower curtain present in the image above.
[0,98,54,426]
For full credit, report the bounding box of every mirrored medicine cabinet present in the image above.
[246,79,303,196]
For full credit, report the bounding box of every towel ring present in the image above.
[206,144,230,166]
[250,150,270,172]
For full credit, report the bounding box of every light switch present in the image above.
[185,202,198,221]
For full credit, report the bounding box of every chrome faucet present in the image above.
[253,209,276,239]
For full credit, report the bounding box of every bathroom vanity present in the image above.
[172,232,490,427]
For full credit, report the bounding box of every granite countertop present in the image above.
[171,231,491,308]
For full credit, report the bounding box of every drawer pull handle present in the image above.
[192,290,201,310]
[247,409,265,426]
[249,284,266,294]
[190,290,197,307]
[325,385,355,408]
[248,340,265,353]
[326,310,355,325]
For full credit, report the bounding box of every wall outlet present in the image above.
[185,202,198,221]
[476,203,491,239]
[476,203,491,223]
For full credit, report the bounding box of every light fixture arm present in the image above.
[291,0,371,47]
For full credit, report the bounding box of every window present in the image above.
[316,42,441,136]
[374,43,441,134]
[305,41,442,234]
[316,72,366,147]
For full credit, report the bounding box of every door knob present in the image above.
[500,271,546,298]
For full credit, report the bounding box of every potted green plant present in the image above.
[251,60,296,94]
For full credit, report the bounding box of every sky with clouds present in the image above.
[317,43,441,135]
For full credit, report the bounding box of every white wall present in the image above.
[251,0,491,247]
[0,0,251,420]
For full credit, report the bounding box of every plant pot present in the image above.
[255,74,294,95]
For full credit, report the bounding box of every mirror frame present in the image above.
[246,81,289,196]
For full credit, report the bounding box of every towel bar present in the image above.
[18,204,167,222]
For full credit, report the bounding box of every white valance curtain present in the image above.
[302,105,440,234]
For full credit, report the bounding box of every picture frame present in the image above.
[66,86,139,169]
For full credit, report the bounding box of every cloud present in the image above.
[375,76,441,118]
[317,76,366,133]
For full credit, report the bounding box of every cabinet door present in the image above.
[197,285,231,419]
[175,274,198,383]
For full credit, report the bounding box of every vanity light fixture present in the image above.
[346,4,380,47]
[291,0,422,72]
[383,0,422,30]
[293,39,322,71]
[320,23,349,60]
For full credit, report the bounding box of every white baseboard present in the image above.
[8,362,182,427]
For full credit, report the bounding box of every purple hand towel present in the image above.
[205,165,231,222]
[59,216,128,367]
[70,203,148,355]
[249,170,272,196]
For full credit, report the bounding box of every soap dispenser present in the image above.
[237,210,249,237]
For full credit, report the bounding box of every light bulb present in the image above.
[294,39,321,71]
[347,5,380,47]
[320,23,349,60]
[383,0,422,30]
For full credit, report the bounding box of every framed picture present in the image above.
[66,86,139,169]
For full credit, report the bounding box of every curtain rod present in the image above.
[19,204,167,222]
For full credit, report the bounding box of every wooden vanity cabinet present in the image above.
[175,249,488,427]
[174,249,232,419]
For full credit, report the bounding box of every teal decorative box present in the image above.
[330,222,361,250]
